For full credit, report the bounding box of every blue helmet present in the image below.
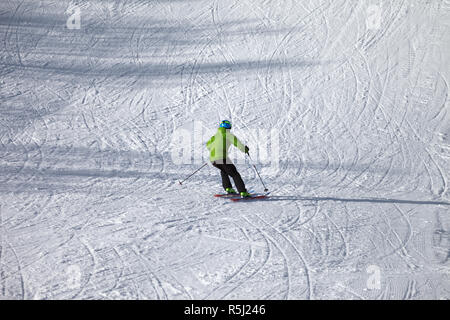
[219,120,231,129]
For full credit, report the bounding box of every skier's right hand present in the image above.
[245,146,250,155]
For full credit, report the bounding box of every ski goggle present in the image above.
[219,120,231,129]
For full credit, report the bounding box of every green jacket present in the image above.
[206,127,247,162]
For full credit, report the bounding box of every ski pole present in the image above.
[247,154,268,192]
[178,162,208,185]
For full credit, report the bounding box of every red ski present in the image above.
[230,195,268,202]
[214,193,239,198]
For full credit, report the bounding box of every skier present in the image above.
[206,120,251,198]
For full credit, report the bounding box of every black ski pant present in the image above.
[212,161,247,193]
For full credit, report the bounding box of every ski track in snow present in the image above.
[0,0,449,299]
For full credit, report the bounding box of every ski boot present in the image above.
[240,191,251,198]
[226,187,237,195]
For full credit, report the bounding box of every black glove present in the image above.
[245,146,250,154]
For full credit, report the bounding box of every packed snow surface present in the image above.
[0,0,449,299]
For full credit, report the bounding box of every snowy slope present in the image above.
[0,0,449,299]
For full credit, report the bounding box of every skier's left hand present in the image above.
[245,146,250,155]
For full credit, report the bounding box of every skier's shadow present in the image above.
[264,195,450,206]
